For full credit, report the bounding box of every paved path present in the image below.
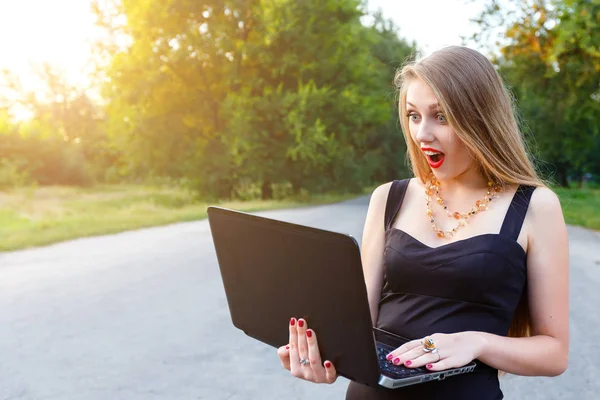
[0,196,597,399]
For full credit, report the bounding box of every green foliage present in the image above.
[475,0,600,186]
[0,66,120,186]
[0,158,33,189]
[93,0,414,199]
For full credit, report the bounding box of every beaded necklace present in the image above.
[425,177,503,239]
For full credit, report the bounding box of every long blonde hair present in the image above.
[394,46,543,341]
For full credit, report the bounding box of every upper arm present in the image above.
[361,182,392,325]
[526,187,569,362]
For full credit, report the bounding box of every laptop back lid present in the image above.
[207,206,380,387]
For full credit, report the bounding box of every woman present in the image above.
[276,46,569,399]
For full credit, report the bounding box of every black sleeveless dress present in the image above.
[346,179,536,400]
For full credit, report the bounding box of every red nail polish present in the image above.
[306,329,313,338]
[393,357,400,365]
[405,361,412,366]
[325,361,331,368]
[298,320,305,328]
[386,354,393,361]
[286,345,289,350]
[427,364,433,369]
[290,318,295,326]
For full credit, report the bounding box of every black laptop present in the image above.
[206,206,477,389]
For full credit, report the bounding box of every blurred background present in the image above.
[1,1,599,399]
[0,0,598,252]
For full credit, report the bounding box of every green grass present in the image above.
[1,183,597,253]
[553,185,600,231]
[0,184,374,252]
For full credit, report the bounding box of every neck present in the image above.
[431,167,489,199]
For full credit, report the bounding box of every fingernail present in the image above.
[426,364,433,369]
[386,354,393,361]
[298,319,305,328]
[405,361,412,366]
[306,329,312,338]
[290,318,295,326]
[325,361,331,368]
[285,345,289,350]
[393,357,400,365]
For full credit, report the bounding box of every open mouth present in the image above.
[428,153,444,163]
[422,150,445,168]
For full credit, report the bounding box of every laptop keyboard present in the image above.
[376,343,428,379]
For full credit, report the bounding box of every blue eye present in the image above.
[408,112,420,122]
[437,114,447,123]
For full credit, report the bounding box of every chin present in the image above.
[429,170,446,180]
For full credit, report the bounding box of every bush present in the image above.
[0,158,35,189]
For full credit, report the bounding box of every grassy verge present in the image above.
[553,185,600,231]
[0,184,375,252]
[1,183,597,253]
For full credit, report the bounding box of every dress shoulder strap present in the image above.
[499,185,537,240]
[384,179,410,231]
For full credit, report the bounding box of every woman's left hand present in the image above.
[385,332,483,372]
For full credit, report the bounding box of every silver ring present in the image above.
[300,357,310,366]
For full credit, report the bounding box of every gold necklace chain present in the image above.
[425,177,503,239]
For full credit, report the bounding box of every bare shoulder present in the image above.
[526,185,566,242]
[369,178,416,208]
[528,186,563,219]
[368,181,393,207]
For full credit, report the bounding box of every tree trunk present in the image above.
[261,178,273,200]
[291,179,302,195]
[555,163,569,188]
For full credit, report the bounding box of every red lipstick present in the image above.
[421,147,445,169]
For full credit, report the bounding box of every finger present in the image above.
[296,319,309,363]
[323,360,338,384]
[388,344,423,366]
[306,329,325,381]
[288,318,301,372]
[386,339,422,361]
[406,350,440,368]
[400,346,429,367]
[277,344,291,371]
[424,357,456,371]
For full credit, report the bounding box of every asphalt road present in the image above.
[0,195,598,399]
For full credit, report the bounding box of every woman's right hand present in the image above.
[277,317,337,384]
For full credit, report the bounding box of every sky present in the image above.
[0,0,486,96]
[0,0,100,92]
[366,0,485,54]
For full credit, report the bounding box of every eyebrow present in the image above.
[406,102,440,110]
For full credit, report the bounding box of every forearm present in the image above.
[472,332,568,377]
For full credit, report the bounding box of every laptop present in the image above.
[206,206,477,389]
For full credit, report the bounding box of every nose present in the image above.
[415,119,435,144]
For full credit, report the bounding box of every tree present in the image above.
[473,0,600,186]
[93,0,414,199]
[0,66,114,185]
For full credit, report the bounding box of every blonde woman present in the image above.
[277,46,569,399]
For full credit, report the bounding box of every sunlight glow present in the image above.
[0,0,485,106]
[0,0,99,93]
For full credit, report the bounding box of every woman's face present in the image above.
[405,78,476,182]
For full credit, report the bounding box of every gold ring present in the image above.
[423,337,436,353]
